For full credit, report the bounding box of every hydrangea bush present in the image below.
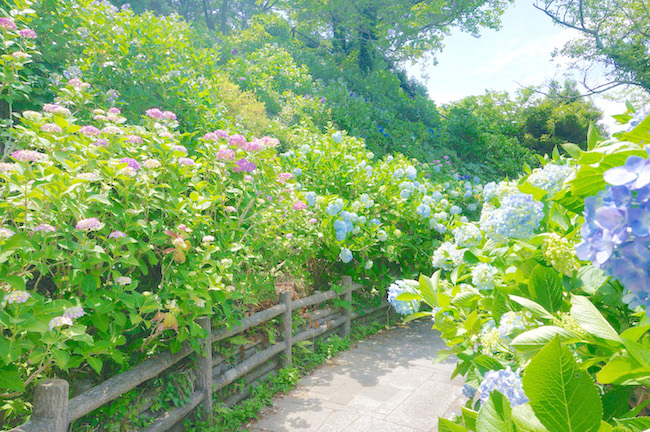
[390,115,650,432]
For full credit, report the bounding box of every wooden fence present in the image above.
[9,276,391,432]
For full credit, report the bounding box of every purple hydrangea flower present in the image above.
[119,157,140,172]
[478,367,528,407]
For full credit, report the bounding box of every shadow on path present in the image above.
[247,320,465,432]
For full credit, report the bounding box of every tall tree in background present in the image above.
[534,0,650,94]
[285,0,513,72]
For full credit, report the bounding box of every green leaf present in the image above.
[562,143,582,159]
[396,292,423,301]
[528,265,563,313]
[613,417,650,432]
[439,418,470,432]
[476,391,514,432]
[512,404,549,432]
[403,311,430,323]
[419,272,440,307]
[622,338,650,367]
[0,365,24,392]
[511,326,581,351]
[523,337,603,432]
[570,295,622,342]
[619,325,650,343]
[462,407,478,431]
[88,356,103,374]
[587,123,600,151]
[509,295,553,320]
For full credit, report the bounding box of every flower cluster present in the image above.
[527,163,574,196]
[478,366,529,407]
[471,263,498,290]
[453,223,482,248]
[76,218,103,231]
[339,247,353,263]
[542,233,580,275]
[497,311,527,338]
[480,193,543,243]
[576,151,650,310]
[431,242,464,271]
[4,291,31,304]
[387,279,420,315]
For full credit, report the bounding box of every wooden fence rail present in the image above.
[8,276,382,432]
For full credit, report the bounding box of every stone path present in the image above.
[246,320,465,432]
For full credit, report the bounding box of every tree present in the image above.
[534,0,650,94]
[284,0,514,71]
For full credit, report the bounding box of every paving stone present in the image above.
[247,320,465,432]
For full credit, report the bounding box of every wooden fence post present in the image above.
[279,290,292,367]
[196,317,213,423]
[341,276,352,339]
[11,379,69,432]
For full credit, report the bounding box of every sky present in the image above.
[405,0,628,133]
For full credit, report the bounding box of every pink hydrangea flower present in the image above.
[12,149,45,162]
[145,108,164,119]
[443,155,450,160]
[225,206,237,213]
[159,131,173,139]
[229,134,247,147]
[93,109,106,115]
[33,224,56,233]
[308,218,317,224]
[79,125,101,136]
[76,172,99,181]
[12,51,28,59]
[216,148,235,160]
[446,161,452,165]
[63,306,85,319]
[18,28,37,38]
[119,157,141,172]
[293,201,307,210]
[0,227,15,239]
[261,136,280,148]
[202,132,219,141]
[245,140,263,151]
[178,157,194,166]
[43,104,71,116]
[4,290,31,304]
[68,78,90,89]
[0,17,16,29]
[143,159,161,169]
[91,139,109,148]
[0,162,16,172]
[177,224,188,231]
[215,129,229,139]
[106,114,121,122]
[115,276,132,286]
[49,316,73,331]
[21,110,41,120]
[108,107,121,114]
[163,111,177,120]
[76,218,103,231]
[125,135,143,144]
[102,125,121,135]
[109,230,126,238]
[285,233,293,239]
[172,145,187,154]
[202,235,215,242]
[277,172,293,183]
[232,158,256,173]
[41,123,63,133]
[94,114,108,121]
[244,175,253,182]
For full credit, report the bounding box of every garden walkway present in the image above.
[247,320,465,432]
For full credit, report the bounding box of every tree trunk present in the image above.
[202,0,215,31]
[219,0,229,34]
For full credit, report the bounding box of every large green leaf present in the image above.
[528,265,563,313]
[570,295,622,342]
[477,391,515,432]
[509,295,553,320]
[512,404,549,432]
[523,337,603,432]
[438,418,470,432]
[511,326,581,352]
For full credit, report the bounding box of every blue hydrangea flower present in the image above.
[468,203,478,212]
[576,151,650,310]
[336,230,347,241]
[370,218,381,225]
[450,205,462,215]
[480,193,544,243]
[326,202,342,216]
[431,242,464,271]
[305,191,317,207]
[332,131,343,143]
[339,247,352,263]
[433,165,441,173]
[434,223,446,234]
[334,219,347,232]
[387,279,420,315]
[431,191,443,201]
[527,163,574,196]
[463,384,477,399]
[358,216,367,224]
[474,176,481,183]
[377,230,388,241]
[483,182,497,201]
[405,166,417,181]
[471,263,498,290]
[464,189,473,198]
[400,189,411,200]
[393,168,405,179]
[497,311,527,338]
[292,168,303,177]
[478,367,528,407]
[453,223,482,248]
[416,203,431,219]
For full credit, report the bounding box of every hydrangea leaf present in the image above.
[438,418,470,432]
[476,390,515,432]
[613,417,650,431]
[523,337,602,432]
[570,295,622,342]
[509,295,553,320]
[510,326,581,352]
[511,403,549,432]
[528,265,564,313]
